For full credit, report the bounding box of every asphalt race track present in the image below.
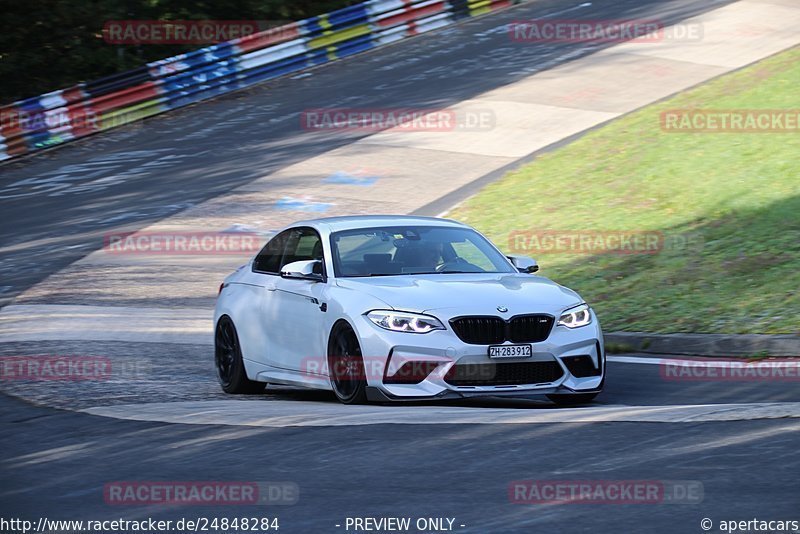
[2,0,799,532]
[0,0,734,305]
[2,359,799,533]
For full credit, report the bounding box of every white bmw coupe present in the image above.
[214,215,605,404]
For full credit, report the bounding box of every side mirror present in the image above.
[281,260,324,281]
[507,255,539,274]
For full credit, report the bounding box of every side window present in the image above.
[253,230,290,274]
[281,228,323,270]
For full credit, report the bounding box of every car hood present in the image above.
[335,273,583,318]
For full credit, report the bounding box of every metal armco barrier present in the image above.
[0,0,512,162]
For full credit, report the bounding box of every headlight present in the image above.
[366,310,445,333]
[558,304,592,328]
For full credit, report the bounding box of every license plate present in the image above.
[488,344,532,359]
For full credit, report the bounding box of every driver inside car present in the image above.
[395,241,444,272]
[416,242,444,271]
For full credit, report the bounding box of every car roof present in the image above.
[291,215,469,233]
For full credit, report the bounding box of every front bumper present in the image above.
[354,309,605,400]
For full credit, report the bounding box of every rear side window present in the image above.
[253,230,290,274]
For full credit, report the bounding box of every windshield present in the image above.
[331,225,516,277]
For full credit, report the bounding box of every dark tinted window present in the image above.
[282,228,324,271]
[253,228,324,275]
[253,230,290,273]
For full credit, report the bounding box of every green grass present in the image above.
[450,47,800,334]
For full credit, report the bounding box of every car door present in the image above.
[269,227,329,371]
[249,229,291,368]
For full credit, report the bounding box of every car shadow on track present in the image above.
[261,385,594,409]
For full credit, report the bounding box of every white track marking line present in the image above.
[0,304,212,344]
[608,356,800,368]
[81,400,800,426]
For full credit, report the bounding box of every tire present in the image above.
[546,392,599,406]
[327,322,368,405]
[215,316,265,394]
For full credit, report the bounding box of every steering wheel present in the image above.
[435,257,471,272]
